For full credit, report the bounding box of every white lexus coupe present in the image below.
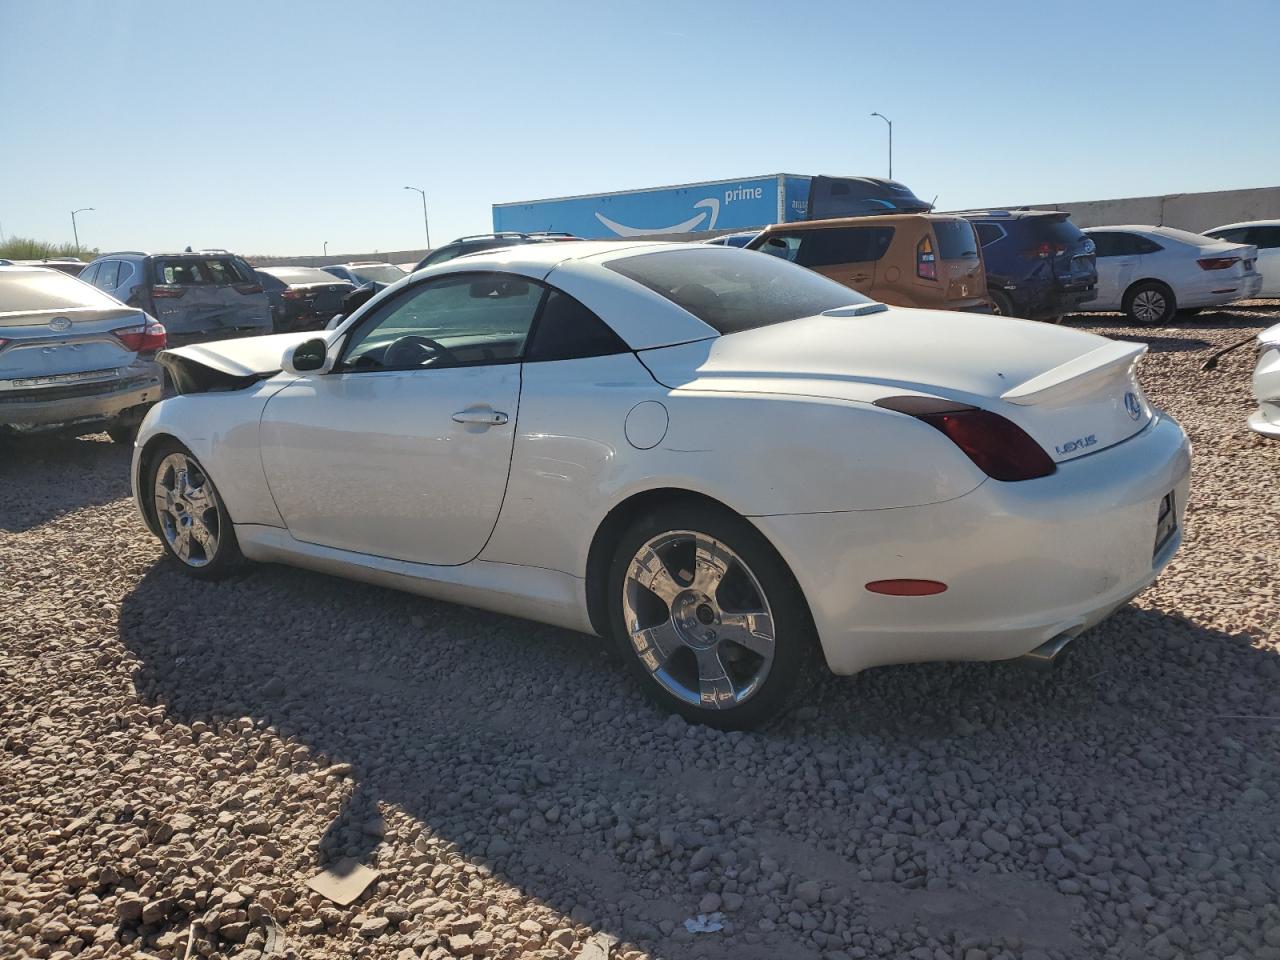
[132,242,1191,728]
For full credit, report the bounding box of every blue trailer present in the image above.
[492,174,930,239]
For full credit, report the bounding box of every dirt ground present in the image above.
[2,306,1278,960]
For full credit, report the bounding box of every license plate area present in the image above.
[1154,491,1176,557]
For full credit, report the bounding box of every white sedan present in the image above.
[131,242,1190,728]
[1079,225,1261,323]
[1204,220,1280,297]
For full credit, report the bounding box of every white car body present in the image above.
[1080,225,1262,314]
[1204,220,1280,297]
[1251,322,1280,438]
[130,242,1190,707]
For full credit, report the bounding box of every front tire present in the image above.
[147,440,243,579]
[1124,281,1176,324]
[606,502,815,729]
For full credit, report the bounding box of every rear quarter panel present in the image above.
[480,353,986,578]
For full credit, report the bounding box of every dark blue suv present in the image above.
[958,211,1097,321]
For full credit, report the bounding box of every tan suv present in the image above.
[746,214,990,312]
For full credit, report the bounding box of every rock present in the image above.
[699,893,722,913]
[981,829,1010,854]
[141,897,174,924]
[359,916,391,938]
[795,880,822,905]
[39,920,71,943]
[116,895,145,922]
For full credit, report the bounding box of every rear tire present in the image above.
[988,290,1015,317]
[1123,281,1176,324]
[606,501,816,730]
[146,439,244,580]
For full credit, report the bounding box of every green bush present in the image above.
[0,237,99,262]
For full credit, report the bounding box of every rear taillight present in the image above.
[234,282,264,295]
[917,236,937,280]
[874,395,1056,481]
[112,321,167,354]
[151,284,186,299]
[1022,242,1067,259]
[281,288,308,301]
[1197,257,1239,270]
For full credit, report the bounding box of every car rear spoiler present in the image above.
[1000,341,1146,406]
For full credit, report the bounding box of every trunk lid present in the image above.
[0,305,145,382]
[640,308,1153,464]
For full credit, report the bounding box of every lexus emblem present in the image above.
[1124,391,1142,420]
[48,316,72,332]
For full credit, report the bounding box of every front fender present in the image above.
[131,381,289,534]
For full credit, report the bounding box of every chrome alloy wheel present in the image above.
[1132,288,1167,322]
[622,530,776,710]
[153,452,221,567]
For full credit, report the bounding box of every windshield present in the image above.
[0,268,123,312]
[352,264,407,284]
[932,219,979,259]
[606,246,869,335]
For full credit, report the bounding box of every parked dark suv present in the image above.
[956,211,1097,321]
[81,250,271,346]
[413,232,580,271]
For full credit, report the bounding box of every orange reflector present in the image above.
[865,579,948,596]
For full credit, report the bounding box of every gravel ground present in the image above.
[2,305,1278,960]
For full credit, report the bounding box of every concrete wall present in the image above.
[1013,185,1280,232]
[249,248,428,268]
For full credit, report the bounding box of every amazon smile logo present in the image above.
[596,198,721,237]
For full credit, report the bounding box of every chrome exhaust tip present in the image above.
[1018,631,1077,671]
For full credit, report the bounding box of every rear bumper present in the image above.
[0,361,163,429]
[752,412,1191,675]
[1003,281,1097,320]
[1249,402,1280,438]
[1179,272,1265,307]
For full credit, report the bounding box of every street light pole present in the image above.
[71,207,95,255]
[323,241,329,257]
[870,112,892,180]
[403,186,431,248]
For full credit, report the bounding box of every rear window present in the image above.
[932,219,979,259]
[606,247,868,336]
[1028,217,1086,246]
[0,268,124,312]
[263,267,345,284]
[152,257,254,285]
[351,264,407,284]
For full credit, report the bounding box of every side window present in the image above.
[1209,227,1249,245]
[525,289,628,362]
[420,247,464,268]
[1132,236,1163,254]
[974,222,1004,246]
[796,227,894,267]
[1088,234,1115,257]
[340,272,544,371]
[1252,226,1280,249]
[79,262,101,286]
[116,261,135,289]
[757,235,802,262]
[97,261,120,290]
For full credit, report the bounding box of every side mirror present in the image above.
[282,338,328,375]
[324,313,345,331]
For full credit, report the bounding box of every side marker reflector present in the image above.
[865,579,948,596]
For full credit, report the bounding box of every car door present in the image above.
[1088,232,1140,309]
[1248,226,1280,296]
[258,270,544,565]
[796,226,885,297]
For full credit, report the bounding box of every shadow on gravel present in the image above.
[118,556,1280,957]
[0,433,132,533]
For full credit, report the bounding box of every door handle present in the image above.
[452,409,509,425]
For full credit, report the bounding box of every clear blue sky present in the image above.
[2,0,1277,256]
